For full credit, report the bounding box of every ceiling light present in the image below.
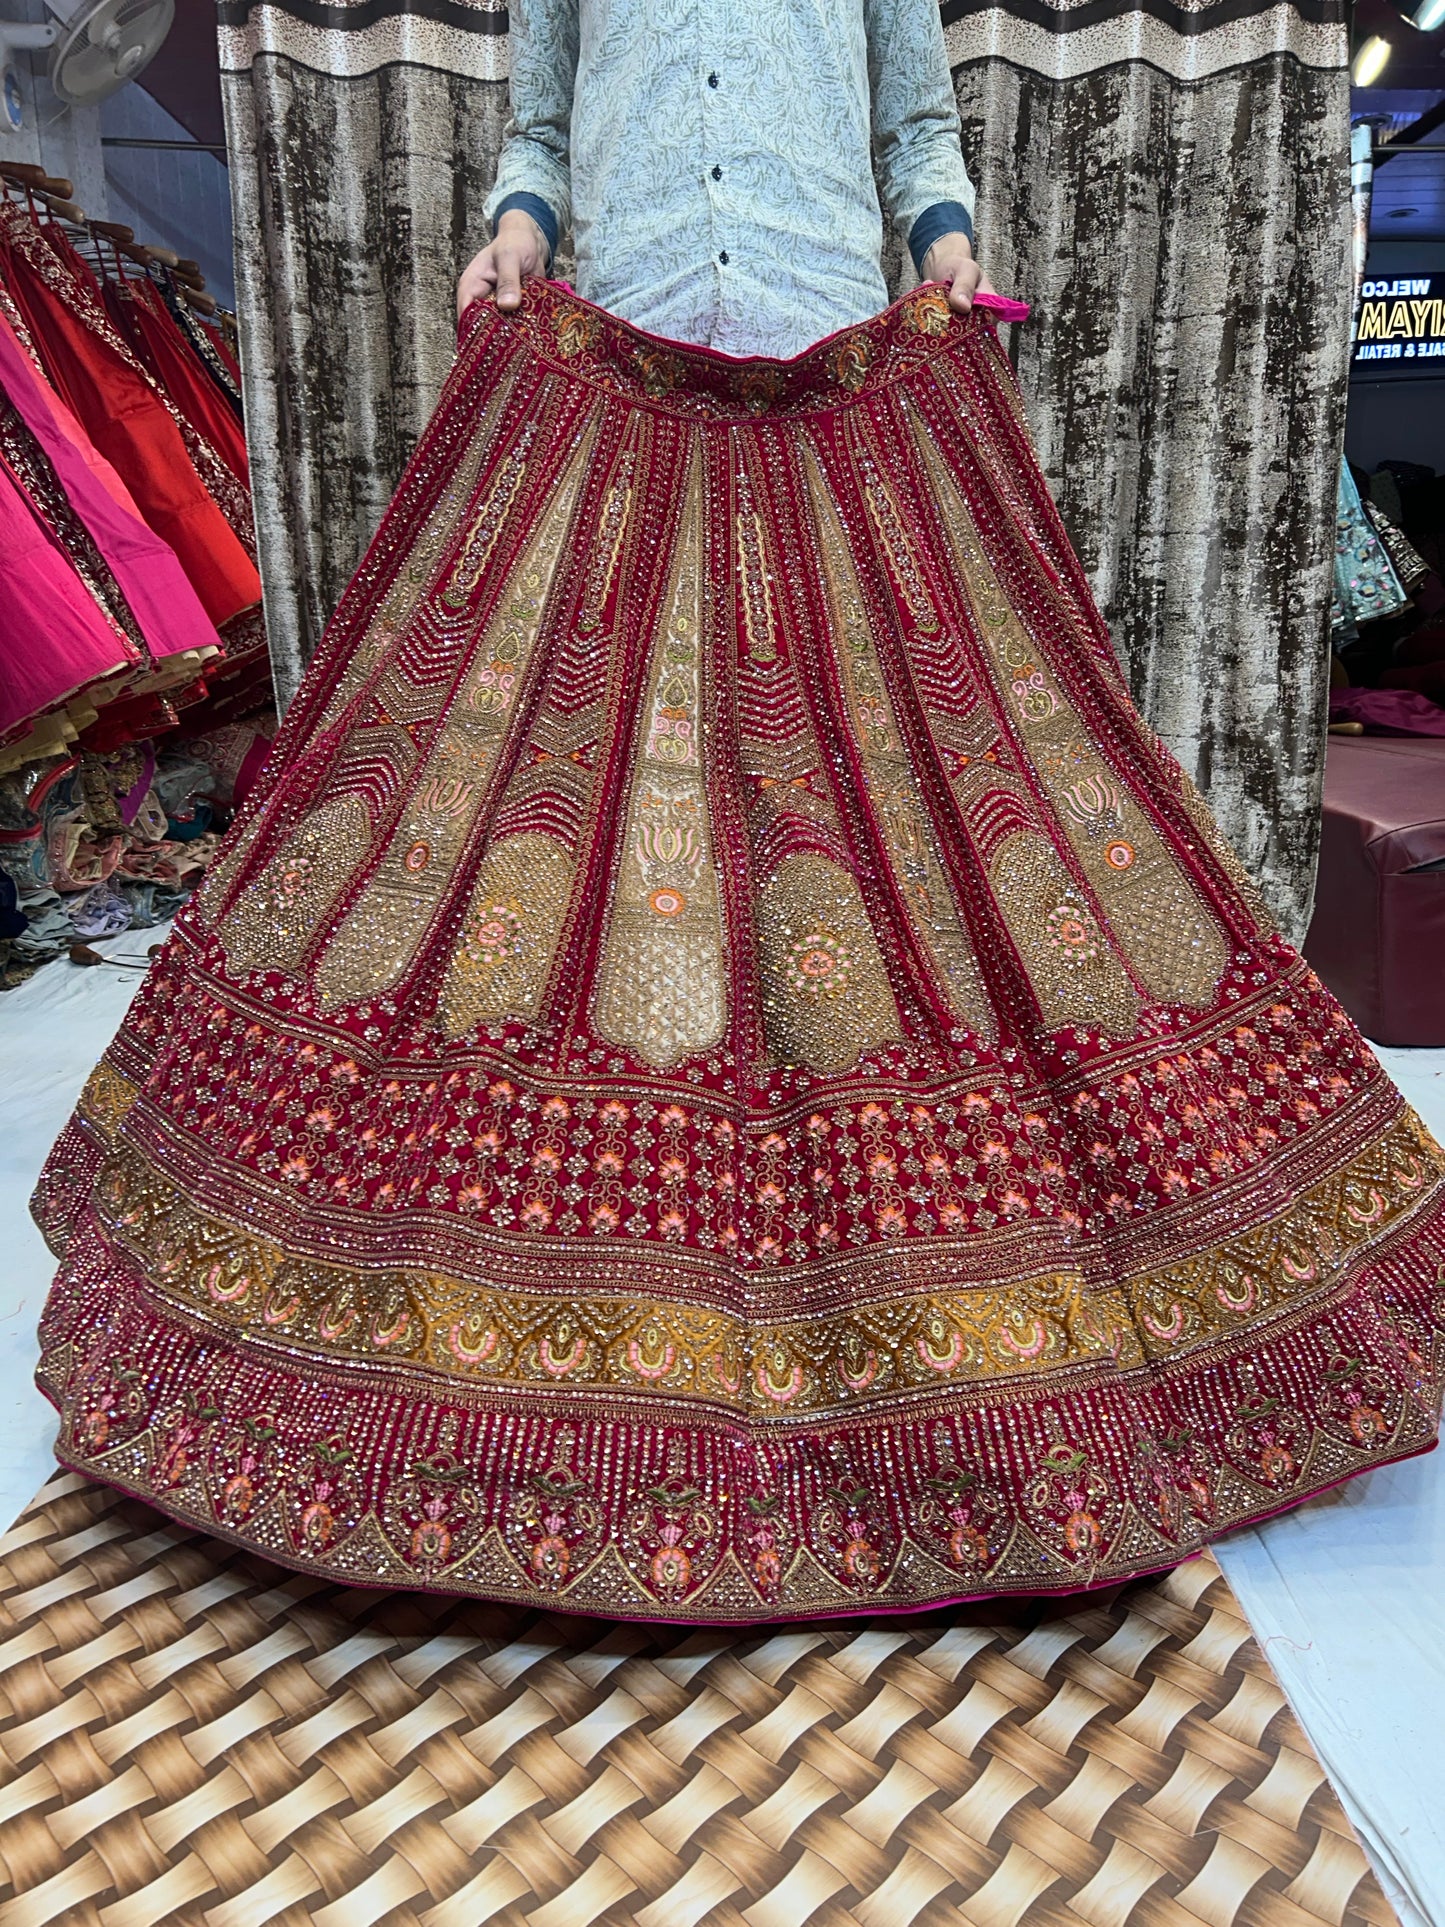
[1414,0,1445,29]
[1353,34,1392,83]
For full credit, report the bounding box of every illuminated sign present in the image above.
[1354,274,1445,373]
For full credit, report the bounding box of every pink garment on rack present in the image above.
[0,306,221,667]
[0,452,137,740]
[0,307,141,518]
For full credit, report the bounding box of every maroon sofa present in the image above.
[1302,735,1445,1047]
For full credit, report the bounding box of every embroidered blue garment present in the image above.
[1332,464,1408,639]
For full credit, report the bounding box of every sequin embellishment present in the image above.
[595,448,727,1066]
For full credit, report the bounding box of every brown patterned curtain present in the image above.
[219,0,1350,939]
[218,8,512,705]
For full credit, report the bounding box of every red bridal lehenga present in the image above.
[32,282,1445,1621]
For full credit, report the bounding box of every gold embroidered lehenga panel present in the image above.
[804,446,995,1044]
[439,422,649,1036]
[31,282,1445,1623]
[595,446,729,1067]
[308,417,601,1011]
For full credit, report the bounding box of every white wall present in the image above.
[100,86,233,308]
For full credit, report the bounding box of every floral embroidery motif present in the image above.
[69,1345,145,1456]
[914,1439,1007,1574]
[785,927,854,999]
[990,831,1139,1035]
[816,1456,896,1590]
[622,1453,720,1602]
[1025,1434,1117,1568]
[634,347,684,398]
[1133,1428,1216,1542]
[506,1431,606,1588]
[555,305,602,358]
[755,852,903,1071]
[1224,1388,1311,1488]
[903,287,954,336]
[733,365,787,414]
[439,834,574,1035]
[219,794,373,980]
[288,1432,363,1559]
[738,1458,798,1600]
[828,335,874,393]
[383,1443,484,1573]
[213,1413,277,1525]
[77,1059,140,1137]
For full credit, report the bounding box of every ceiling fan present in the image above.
[0,0,173,131]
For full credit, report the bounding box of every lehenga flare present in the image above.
[33,282,1445,1621]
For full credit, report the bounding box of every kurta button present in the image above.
[707,70,719,85]
[711,164,722,180]
[719,249,729,264]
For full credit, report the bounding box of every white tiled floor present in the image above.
[1215,1042,1445,1927]
[0,931,163,1529]
[1,950,1442,1921]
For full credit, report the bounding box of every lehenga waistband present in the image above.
[458,279,1033,424]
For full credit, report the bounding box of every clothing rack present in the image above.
[0,161,230,329]
[0,153,272,985]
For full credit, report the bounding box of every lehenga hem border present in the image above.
[37,1428,1439,1628]
[35,1212,1445,1623]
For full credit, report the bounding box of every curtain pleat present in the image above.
[222,49,510,705]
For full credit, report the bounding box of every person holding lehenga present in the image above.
[31,0,1445,1619]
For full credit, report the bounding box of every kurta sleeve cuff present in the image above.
[908,201,975,277]
[492,192,559,263]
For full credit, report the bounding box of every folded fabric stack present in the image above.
[0,715,275,985]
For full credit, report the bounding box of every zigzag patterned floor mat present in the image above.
[0,1472,1398,1927]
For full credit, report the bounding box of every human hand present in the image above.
[921,232,995,314]
[456,209,550,319]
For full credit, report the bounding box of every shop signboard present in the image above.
[1354,274,1445,376]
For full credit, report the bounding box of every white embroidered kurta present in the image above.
[484,0,976,357]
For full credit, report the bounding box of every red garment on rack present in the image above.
[0,204,260,627]
[201,316,243,390]
[104,278,250,486]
